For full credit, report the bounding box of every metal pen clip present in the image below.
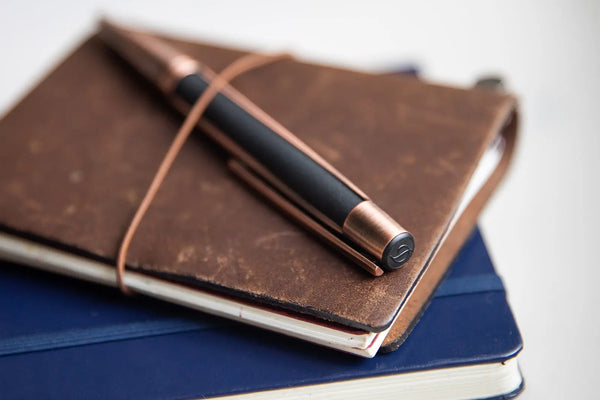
[227,158,385,276]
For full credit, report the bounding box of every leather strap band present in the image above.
[116,52,290,294]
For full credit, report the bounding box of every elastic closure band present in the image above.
[116,52,290,294]
[0,273,503,356]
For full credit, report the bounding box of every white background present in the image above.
[1,1,598,398]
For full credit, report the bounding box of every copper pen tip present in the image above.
[98,18,199,94]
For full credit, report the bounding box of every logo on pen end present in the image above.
[382,232,414,271]
[389,244,412,265]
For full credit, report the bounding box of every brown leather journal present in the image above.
[0,29,517,356]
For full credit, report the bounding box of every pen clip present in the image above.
[228,158,384,277]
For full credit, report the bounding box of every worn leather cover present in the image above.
[0,32,517,344]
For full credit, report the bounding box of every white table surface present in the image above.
[1,1,598,398]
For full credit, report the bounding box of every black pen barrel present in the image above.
[97,19,414,272]
[176,74,364,227]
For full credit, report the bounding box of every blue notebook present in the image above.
[0,228,523,399]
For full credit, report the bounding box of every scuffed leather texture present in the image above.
[0,33,517,336]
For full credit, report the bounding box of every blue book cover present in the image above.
[0,228,523,399]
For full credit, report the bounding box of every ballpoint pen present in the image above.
[98,20,414,276]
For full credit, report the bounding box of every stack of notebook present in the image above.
[0,22,523,398]
[0,228,523,399]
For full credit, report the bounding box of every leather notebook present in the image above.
[0,26,518,356]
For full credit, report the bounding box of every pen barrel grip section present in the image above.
[175,73,364,227]
[176,73,414,271]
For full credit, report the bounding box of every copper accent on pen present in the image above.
[343,201,409,261]
[98,19,198,93]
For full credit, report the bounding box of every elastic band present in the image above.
[116,52,290,294]
[0,273,503,356]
